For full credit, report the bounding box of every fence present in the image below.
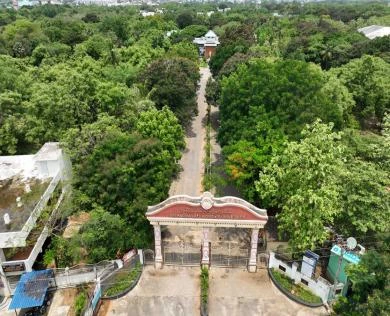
[210,241,249,268]
[163,242,201,266]
[269,252,335,303]
[83,281,102,316]
[100,255,141,299]
[54,260,118,289]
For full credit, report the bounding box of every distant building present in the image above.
[140,10,155,17]
[358,25,390,40]
[0,143,69,297]
[193,30,220,59]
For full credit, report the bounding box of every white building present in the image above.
[358,25,390,40]
[0,143,69,297]
[193,30,220,58]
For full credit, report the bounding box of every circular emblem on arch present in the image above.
[201,192,214,210]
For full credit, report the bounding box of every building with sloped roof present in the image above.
[358,25,390,39]
[193,30,220,59]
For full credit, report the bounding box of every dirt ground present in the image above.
[62,212,90,238]
[47,288,78,316]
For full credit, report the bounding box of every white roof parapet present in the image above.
[34,142,62,161]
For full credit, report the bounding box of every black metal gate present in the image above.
[210,242,249,268]
[257,252,269,269]
[163,242,201,266]
[143,249,155,265]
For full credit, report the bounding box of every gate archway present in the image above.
[146,192,268,272]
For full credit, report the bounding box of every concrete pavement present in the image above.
[209,268,328,316]
[169,67,211,197]
[100,266,200,316]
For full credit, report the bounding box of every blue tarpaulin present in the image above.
[9,269,53,310]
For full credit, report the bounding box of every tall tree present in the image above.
[330,55,390,129]
[256,121,345,251]
[333,236,390,316]
[141,57,200,124]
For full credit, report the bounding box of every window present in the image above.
[279,265,286,272]
[335,289,342,295]
[301,279,309,286]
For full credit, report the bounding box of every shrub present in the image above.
[103,263,141,297]
[200,267,209,305]
[74,291,87,316]
[270,268,322,304]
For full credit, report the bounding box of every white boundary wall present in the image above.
[269,252,334,303]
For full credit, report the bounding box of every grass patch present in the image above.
[270,268,322,304]
[103,263,141,297]
[74,289,87,316]
[199,58,208,68]
[200,266,209,305]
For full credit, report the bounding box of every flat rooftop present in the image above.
[0,176,51,233]
[0,143,61,233]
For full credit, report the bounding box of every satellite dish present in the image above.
[346,237,357,250]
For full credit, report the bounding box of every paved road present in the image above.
[169,67,211,197]
[209,269,328,316]
[100,266,200,316]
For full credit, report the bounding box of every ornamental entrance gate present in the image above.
[163,242,202,266]
[146,192,268,273]
[210,241,249,268]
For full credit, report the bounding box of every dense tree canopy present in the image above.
[256,121,345,251]
[218,59,351,147]
[333,236,390,316]
[141,57,200,124]
[0,0,388,269]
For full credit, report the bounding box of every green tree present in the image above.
[167,42,199,62]
[44,236,79,268]
[0,19,48,57]
[136,106,185,160]
[331,55,390,129]
[77,207,132,263]
[333,238,390,316]
[176,11,194,29]
[218,59,348,146]
[255,121,345,251]
[141,57,200,124]
[335,159,390,237]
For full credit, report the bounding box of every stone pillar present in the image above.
[201,228,210,267]
[0,249,11,297]
[0,249,5,262]
[154,225,163,269]
[292,262,300,284]
[248,228,259,273]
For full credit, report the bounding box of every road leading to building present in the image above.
[169,67,211,197]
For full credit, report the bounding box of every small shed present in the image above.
[9,269,53,310]
[326,245,360,296]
